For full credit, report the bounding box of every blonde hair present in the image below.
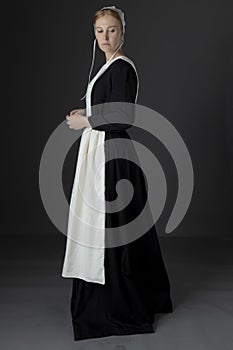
[93,9,123,33]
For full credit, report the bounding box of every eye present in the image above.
[97,29,116,33]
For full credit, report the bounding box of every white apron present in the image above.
[61,56,139,284]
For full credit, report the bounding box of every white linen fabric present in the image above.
[61,127,106,284]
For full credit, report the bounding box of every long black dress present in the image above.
[70,58,173,341]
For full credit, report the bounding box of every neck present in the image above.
[106,49,125,62]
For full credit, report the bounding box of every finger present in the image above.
[70,109,79,115]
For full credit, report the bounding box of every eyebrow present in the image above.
[95,26,117,29]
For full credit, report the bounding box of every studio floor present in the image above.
[0,235,232,350]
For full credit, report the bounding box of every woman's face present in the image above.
[94,14,123,55]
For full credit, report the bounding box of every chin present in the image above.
[101,48,112,54]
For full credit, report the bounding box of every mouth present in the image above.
[102,43,110,46]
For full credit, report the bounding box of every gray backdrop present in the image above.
[4,0,233,238]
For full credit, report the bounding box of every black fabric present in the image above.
[87,59,137,132]
[70,58,173,341]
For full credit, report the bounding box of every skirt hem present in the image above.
[72,321,155,341]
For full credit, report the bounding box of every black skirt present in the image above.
[70,129,173,341]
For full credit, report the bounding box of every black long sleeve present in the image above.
[87,60,138,132]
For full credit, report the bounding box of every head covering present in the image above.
[80,5,126,100]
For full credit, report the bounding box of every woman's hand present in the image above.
[66,111,91,130]
[69,108,86,116]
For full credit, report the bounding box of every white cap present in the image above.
[80,5,126,100]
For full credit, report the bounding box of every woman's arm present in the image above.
[87,61,138,132]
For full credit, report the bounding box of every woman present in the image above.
[62,5,173,341]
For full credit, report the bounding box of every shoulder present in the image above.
[108,58,137,78]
